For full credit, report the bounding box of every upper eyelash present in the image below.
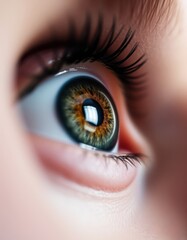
[19,14,147,102]
[53,15,146,85]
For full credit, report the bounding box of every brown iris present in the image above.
[56,76,119,151]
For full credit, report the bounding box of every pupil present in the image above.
[82,99,104,127]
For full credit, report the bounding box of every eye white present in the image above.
[18,71,101,144]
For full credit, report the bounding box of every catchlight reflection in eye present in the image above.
[83,99,104,127]
[18,72,119,152]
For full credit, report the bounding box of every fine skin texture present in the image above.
[1,0,187,239]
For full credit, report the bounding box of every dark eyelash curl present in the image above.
[19,14,147,106]
[59,15,147,94]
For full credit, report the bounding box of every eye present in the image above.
[19,71,119,152]
[56,75,119,151]
[16,16,147,192]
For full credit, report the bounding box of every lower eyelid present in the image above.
[30,134,137,193]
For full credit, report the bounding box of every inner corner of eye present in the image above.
[17,69,120,153]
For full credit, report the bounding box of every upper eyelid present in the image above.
[20,14,141,67]
[18,14,147,98]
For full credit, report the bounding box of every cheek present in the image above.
[0,89,136,240]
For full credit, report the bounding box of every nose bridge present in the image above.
[152,99,187,148]
[146,97,187,221]
[146,9,187,160]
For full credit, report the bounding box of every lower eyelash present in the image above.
[108,154,143,169]
[91,151,144,169]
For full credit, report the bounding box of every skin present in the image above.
[1,0,187,239]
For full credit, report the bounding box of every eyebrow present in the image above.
[129,0,175,27]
